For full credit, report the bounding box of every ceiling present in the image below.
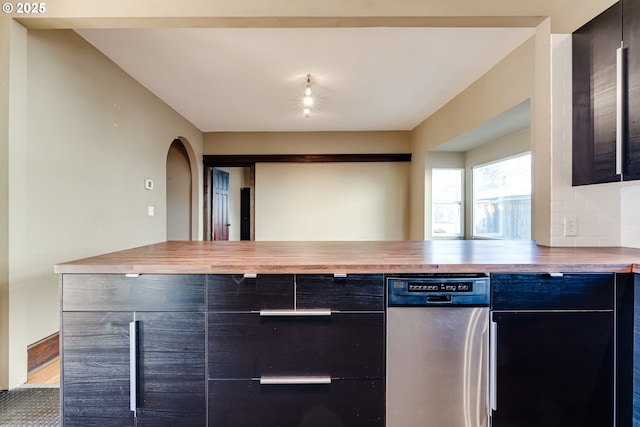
[76,27,535,134]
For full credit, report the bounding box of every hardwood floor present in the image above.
[26,358,60,385]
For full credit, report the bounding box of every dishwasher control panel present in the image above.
[408,282,473,292]
[388,275,490,307]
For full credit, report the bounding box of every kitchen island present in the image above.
[54,240,640,274]
[55,240,640,426]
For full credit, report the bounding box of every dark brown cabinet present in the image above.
[490,273,617,427]
[60,272,385,426]
[207,273,385,427]
[208,379,385,426]
[60,274,206,426]
[573,0,640,185]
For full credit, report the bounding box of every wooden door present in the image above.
[213,168,230,240]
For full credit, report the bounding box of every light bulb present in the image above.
[303,96,313,107]
[305,87,312,96]
[303,108,311,115]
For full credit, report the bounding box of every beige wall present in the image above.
[167,141,193,240]
[411,36,536,240]
[205,131,411,154]
[255,162,409,240]
[12,0,616,34]
[206,132,411,241]
[0,19,26,390]
[2,28,203,389]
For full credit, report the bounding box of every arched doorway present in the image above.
[166,138,192,240]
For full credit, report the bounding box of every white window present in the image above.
[472,153,531,240]
[432,168,464,237]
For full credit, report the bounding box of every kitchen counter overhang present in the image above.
[53,240,640,275]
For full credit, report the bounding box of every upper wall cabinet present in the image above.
[573,0,640,185]
[624,0,640,178]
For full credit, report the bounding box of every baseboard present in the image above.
[27,332,59,373]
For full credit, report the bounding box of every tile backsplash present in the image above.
[550,34,640,248]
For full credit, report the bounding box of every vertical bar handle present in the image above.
[617,42,627,176]
[129,321,138,412]
[489,319,498,412]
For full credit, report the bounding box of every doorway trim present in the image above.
[204,161,255,241]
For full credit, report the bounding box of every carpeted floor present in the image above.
[0,387,59,427]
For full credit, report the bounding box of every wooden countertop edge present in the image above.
[53,241,640,275]
[54,262,637,275]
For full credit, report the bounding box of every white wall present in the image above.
[550,34,640,247]
[3,28,203,388]
[255,162,410,241]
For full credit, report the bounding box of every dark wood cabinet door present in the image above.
[62,312,134,426]
[207,274,294,311]
[491,311,614,427]
[624,0,640,179]
[208,379,385,426]
[135,312,206,425]
[573,1,622,185]
[62,311,206,426]
[296,274,384,311]
[208,312,384,379]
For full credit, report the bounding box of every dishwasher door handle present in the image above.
[426,295,452,304]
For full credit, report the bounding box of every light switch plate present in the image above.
[148,206,155,217]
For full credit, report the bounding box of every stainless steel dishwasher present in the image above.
[386,274,490,427]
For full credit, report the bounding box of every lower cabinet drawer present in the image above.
[62,274,206,312]
[208,312,384,379]
[296,274,384,311]
[491,273,614,310]
[208,378,384,426]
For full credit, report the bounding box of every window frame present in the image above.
[471,152,531,240]
[431,167,464,239]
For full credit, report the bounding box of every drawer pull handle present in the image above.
[259,309,332,317]
[548,273,564,278]
[333,273,347,278]
[243,273,257,279]
[257,376,332,385]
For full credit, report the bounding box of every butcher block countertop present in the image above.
[54,240,640,275]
